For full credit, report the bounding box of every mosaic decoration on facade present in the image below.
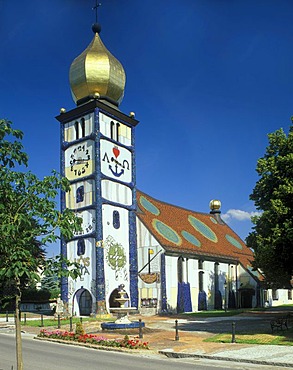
[104,235,128,280]
[152,219,182,245]
[188,215,218,243]
[139,196,160,216]
[181,230,201,247]
[225,234,243,250]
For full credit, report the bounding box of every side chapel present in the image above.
[56,19,266,317]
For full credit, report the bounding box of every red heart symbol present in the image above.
[113,146,120,158]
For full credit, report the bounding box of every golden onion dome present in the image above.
[69,24,126,106]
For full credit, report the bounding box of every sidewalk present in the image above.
[139,314,293,367]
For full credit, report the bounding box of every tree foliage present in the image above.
[0,119,82,370]
[246,122,293,287]
[0,119,81,286]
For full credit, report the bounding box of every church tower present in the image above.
[56,18,139,315]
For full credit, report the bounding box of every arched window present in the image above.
[113,210,120,229]
[76,185,84,203]
[77,239,85,256]
[81,117,86,138]
[116,122,120,141]
[110,121,115,140]
[74,121,79,140]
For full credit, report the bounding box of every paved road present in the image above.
[0,333,287,370]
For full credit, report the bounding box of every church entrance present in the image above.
[78,289,92,316]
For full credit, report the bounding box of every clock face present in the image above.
[65,141,94,180]
[74,209,96,237]
[100,139,132,183]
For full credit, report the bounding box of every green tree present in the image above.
[246,122,293,287]
[0,119,81,370]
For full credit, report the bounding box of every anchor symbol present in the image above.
[109,163,124,177]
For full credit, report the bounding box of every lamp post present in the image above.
[224,279,227,312]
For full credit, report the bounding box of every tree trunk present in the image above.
[15,281,23,370]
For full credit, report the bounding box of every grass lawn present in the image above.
[204,327,293,346]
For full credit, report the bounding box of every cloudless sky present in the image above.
[1,0,293,256]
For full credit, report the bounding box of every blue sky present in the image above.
[1,0,293,256]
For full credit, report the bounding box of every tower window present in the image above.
[74,121,79,140]
[76,186,84,203]
[110,120,120,141]
[81,117,86,138]
[77,239,85,256]
[110,121,115,140]
[198,260,204,270]
[116,122,120,141]
[113,210,120,229]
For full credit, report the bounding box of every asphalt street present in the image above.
[0,333,288,370]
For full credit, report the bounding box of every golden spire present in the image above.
[69,17,126,106]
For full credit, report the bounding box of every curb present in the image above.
[159,349,293,368]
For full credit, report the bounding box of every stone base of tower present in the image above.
[96,300,108,315]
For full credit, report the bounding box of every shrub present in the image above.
[75,321,84,336]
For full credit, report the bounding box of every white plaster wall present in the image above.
[165,255,178,312]
[101,180,132,205]
[102,204,130,310]
[266,289,293,307]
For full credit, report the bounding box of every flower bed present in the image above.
[38,329,149,349]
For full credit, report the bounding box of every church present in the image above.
[56,19,282,317]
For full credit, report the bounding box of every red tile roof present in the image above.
[136,190,261,280]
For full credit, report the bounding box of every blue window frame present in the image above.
[76,185,84,203]
[77,239,85,256]
[113,210,120,229]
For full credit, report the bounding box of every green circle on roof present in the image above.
[188,215,218,243]
[225,234,243,250]
[210,217,218,224]
[152,219,181,245]
[181,231,201,247]
[139,196,160,216]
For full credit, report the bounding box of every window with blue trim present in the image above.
[113,210,120,229]
[81,117,85,137]
[76,186,84,203]
[74,121,79,140]
[77,239,85,256]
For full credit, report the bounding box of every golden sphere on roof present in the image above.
[209,199,221,211]
[69,28,126,106]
